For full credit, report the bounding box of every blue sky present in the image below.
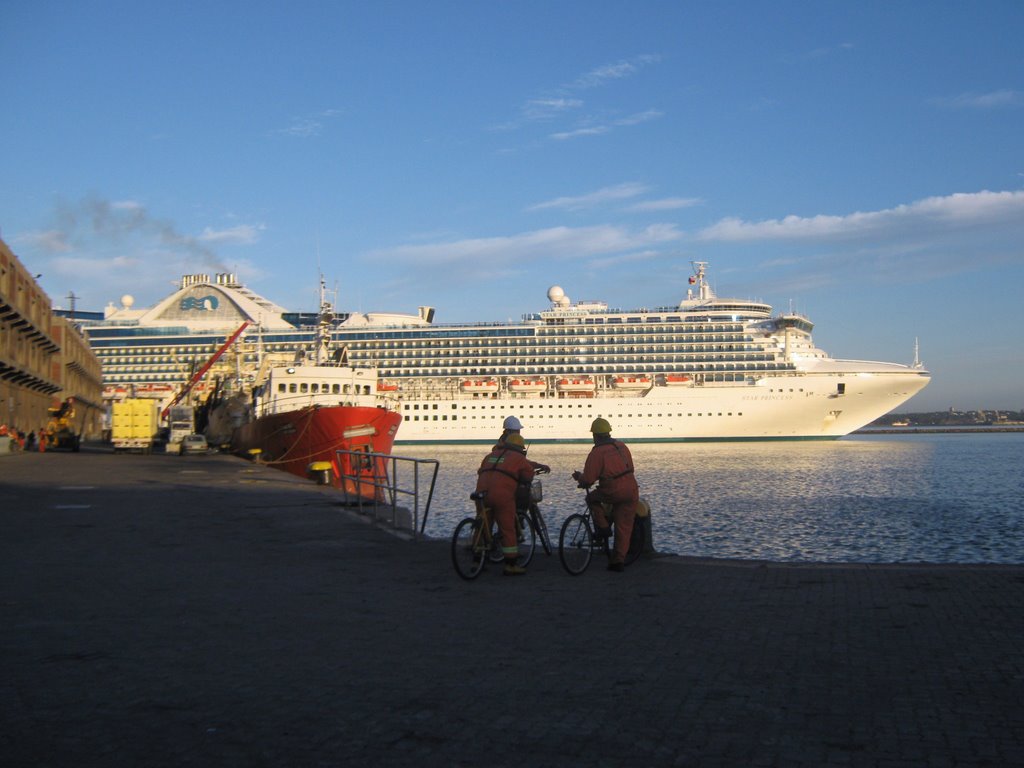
[2,1,1022,412]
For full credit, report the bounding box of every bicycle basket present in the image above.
[530,480,543,502]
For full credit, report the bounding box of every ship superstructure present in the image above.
[81,263,929,442]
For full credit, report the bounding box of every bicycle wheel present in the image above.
[516,510,537,567]
[451,517,486,580]
[559,513,593,575]
[624,515,645,566]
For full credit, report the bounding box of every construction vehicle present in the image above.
[111,398,159,453]
[159,321,249,453]
[161,321,249,421]
[43,398,83,452]
[165,404,195,454]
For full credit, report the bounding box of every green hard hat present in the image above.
[590,417,612,434]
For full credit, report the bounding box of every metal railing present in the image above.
[334,449,439,539]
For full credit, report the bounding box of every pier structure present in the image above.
[2,447,1023,766]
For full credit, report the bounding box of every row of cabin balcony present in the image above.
[351,339,765,355]
[533,324,745,335]
[377,364,792,379]
[351,329,752,347]
[373,360,791,374]
[350,350,780,364]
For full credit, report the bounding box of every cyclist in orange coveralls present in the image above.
[572,418,639,572]
[497,415,551,507]
[475,433,536,575]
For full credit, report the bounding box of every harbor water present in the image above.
[399,432,1024,564]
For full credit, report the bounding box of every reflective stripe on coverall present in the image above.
[475,446,535,560]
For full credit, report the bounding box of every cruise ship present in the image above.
[83,263,929,443]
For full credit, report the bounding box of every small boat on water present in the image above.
[229,277,402,499]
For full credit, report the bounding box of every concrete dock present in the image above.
[2,448,1022,767]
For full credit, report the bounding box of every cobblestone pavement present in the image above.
[2,448,1022,767]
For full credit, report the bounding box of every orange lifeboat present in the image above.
[509,378,547,393]
[135,383,175,397]
[460,379,499,393]
[556,378,597,392]
[664,374,691,385]
[612,376,653,390]
[376,380,399,392]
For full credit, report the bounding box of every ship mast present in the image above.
[314,273,332,366]
[686,261,712,302]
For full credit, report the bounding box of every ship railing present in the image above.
[335,449,439,540]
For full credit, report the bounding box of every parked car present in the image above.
[181,434,208,455]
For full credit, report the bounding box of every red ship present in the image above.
[232,399,401,499]
[228,276,402,499]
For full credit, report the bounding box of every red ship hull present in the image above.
[232,405,402,499]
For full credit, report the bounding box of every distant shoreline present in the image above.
[856,426,1024,434]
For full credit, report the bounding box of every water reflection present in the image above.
[396,434,1024,564]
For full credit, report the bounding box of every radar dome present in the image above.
[121,294,135,309]
[547,285,566,303]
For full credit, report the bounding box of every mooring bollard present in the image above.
[307,461,333,485]
[637,497,657,555]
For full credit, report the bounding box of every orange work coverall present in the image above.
[475,444,535,562]
[577,436,639,564]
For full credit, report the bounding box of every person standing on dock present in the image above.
[476,433,535,576]
[572,418,639,572]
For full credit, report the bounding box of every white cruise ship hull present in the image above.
[393,366,930,443]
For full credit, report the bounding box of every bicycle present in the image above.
[520,467,553,557]
[558,491,647,575]
[451,483,540,580]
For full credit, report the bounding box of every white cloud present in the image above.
[626,197,702,212]
[198,224,266,245]
[550,125,610,141]
[522,98,584,121]
[16,229,71,252]
[697,190,1024,242]
[614,109,663,126]
[589,249,661,270]
[570,55,660,89]
[367,223,683,266]
[804,42,855,59]
[528,183,649,211]
[273,109,343,138]
[501,55,661,136]
[932,90,1022,109]
[549,108,662,141]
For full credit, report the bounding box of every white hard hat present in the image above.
[503,416,523,430]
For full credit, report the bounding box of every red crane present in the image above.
[161,321,249,420]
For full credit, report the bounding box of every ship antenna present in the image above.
[314,272,333,366]
[689,260,710,301]
[912,337,922,369]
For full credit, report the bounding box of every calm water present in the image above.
[397,433,1024,564]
